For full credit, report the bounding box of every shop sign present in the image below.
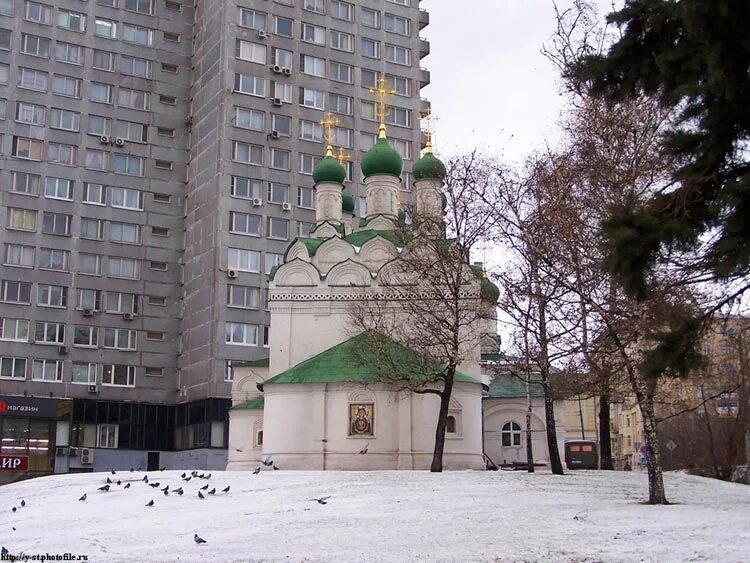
[0,455,29,471]
[0,395,60,418]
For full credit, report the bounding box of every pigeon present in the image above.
[198,491,205,500]
[12,507,16,513]
[163,490,169,496]
[160,467,166,471]
[20,500,25,508]
[111,470,116,475]
[200,484,209,491]
[358,443,369,455]
[145,499,154,507]
[116,480,121,486]
[98,485,110,492]
[149,482,160,488]
[78,494,87,502]
[124,483,131,489]
[191,470,198,477]
[310,496,331,505]
[106,477,112,484]
[253,467,261,475]
[221,486,230,493]
[161,485,169,493]
[11,527,15,531]
[261,456,273,467]
[207,488,216,496]
[174,487,184,496]
[573,510,589,521]
[143,475,149,482]
[130,468,134,472]
[194,534,207,545]
[182,476,192,482]
[234,448,243,452]
[197,473,205,479]
[205,473,211,480]
[181,472,186,478]
[273,464,280,471]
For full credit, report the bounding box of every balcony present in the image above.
[418,67,430,89]
[419,38,430,59]
[418,9,429,30]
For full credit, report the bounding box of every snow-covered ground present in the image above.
[1,469,748,562]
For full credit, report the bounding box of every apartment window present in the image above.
[54,42,83,65]
[84,149,107,171]
[387,0,410,5]
[331,1,353,21]
[165,0,181,11]
[0,28,8,50]
[304,0,325,13]
[271,114,291,136]
[95,18,117,39]
[37,284,67,308]
[234,73,266,97]
[115,120,147,142]
[43,178,73,203]
[272,48,293,69]
[121,56,151,78]
[301,55,325,78]
[267,217,289,240]
[230,176,262,200]
[102,365,136,387]
[0,319,29,342]
[298,187,315,209]
[122,23,153,46]
[267,182,288,204]
[0,357,26,380]
[83,184,106,206]
[118,88,150,110]
[274,16,293,37]
[77,289,101,312]
[386,44,411,65]
[4,244,34,268]
[225,322,258,346]
[388,137,412,159]
[301,23,325,45]
[71,362,96,384]
[362,38,380,59]
[42,212,71,236]
[1,281,32,304]
[24,2,51,24]
[387,74,411,96]
[274,82,293,103]
[330,94,353,115]
[104,292,138,314]
[48,143,78,166]
[50,108,80,132]
[15,102,45,126]
[149,261,168,271]
[163,32,180,43]
[239,8,267,31]
[233,142,263,165]
[97,423,119,447]
[21,33,50,57]
[299,154,322,175]
[235,107,264,131]
[270,148,290,170]
[227,285,260,309]
[113,154,144,176]
[52,75,81,98]
[80,218,104,241]
[330,61,353,84]
[110,188,143,212]
[331,30,354,52]
[79,253,102,276]
[147,296,166,306]
[11,172,41,196]
[361,8,380,28]
[104,328,137,350]
[230,212,262,236]
[109,222,140,244]
[12,137,43,160]
[8,208,38,232]
[39,248,69,271]
[124,0,153,15]
[300,120,323,142]
[362,101,377,121]
[32,359,63,382]
[332,126,353,148]
[157,127,175,137]
[237,40,266,64]
[34,321,65,344]
[159,94,177,105]
[384,13,410,36]
[88,115,111,136]
[300,88,325,110]
[152,193,171,203]
[227,248,260,272]
[18,67,48,91]
[107,257,139,279]
[93,50,115,71]
[58,9,86,32]
[90,83,113,104]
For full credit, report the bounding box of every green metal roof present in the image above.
[485,373,543,399]
[262,331,479,386]
[231,358,269,368]
[343,229,405,248]
[232,396,265,410]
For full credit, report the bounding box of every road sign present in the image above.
[666,440,678,452]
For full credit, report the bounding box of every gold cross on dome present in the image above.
[421,110,439,151]
[334,147,350,165]
[319,112,340,148]
[368,77,397,137]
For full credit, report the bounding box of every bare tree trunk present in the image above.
[431,371,454,473]
[637,379,668,504]
[526,374,535,473]
[599,392,614,470]
[700,384,721,478]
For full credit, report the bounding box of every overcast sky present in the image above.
[420,0,618,164]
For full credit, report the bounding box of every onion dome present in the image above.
[313,146,346,185]
[413,140,446,181]
[361,125,403,179]
[341,189,355,214]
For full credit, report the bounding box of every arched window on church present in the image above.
[501,421,522,447]
[446,415,456,434]
[256,430,263,447]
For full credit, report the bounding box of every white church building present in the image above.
[226,121,565,471]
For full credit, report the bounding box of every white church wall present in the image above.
[226,408,263,470]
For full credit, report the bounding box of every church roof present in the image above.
[342,229,405,248]
[485,373,544,399]
[232,396,265,410]
[261,332,480,387]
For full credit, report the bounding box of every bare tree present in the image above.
[349,152,503,472]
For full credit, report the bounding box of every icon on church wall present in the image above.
[349,404,374,436]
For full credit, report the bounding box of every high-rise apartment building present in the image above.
[0,0,429,476]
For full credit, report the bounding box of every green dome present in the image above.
[413,150,446,181]
[361,136,403,179]
[313,155,346,185]
[341,189,355,213]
